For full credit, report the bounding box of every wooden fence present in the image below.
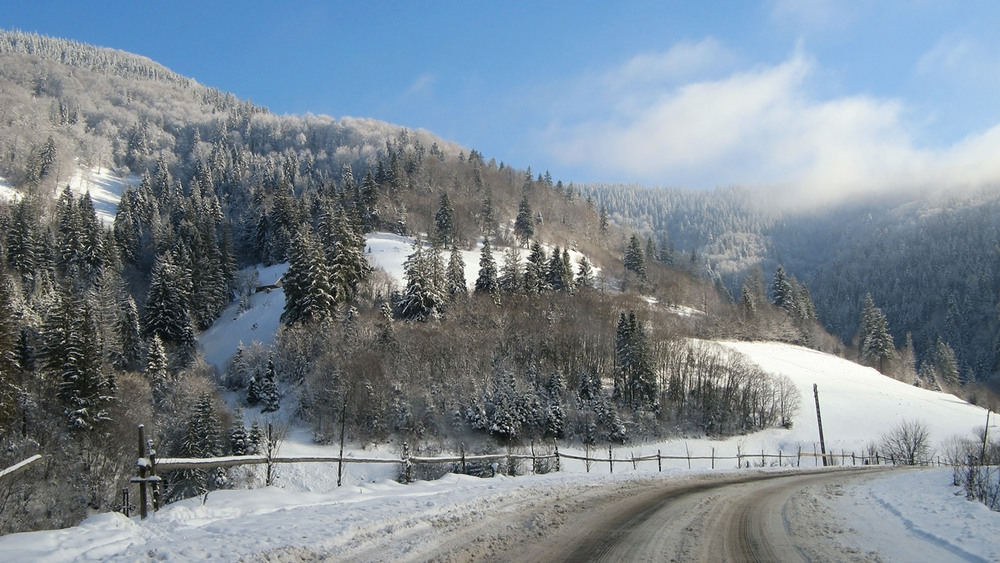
[0,454,42,482]
[129,424,936,519]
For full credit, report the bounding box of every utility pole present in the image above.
[814,384,828,467]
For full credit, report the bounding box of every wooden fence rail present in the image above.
[129,424,938,518]
[0,454,42,482]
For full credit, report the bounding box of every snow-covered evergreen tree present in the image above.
[281,226,336,325]
[473,237,499,299]
[259,357,280,413]
[446,244,467,297]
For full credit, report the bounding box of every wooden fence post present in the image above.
[608,444,613,474]
[657,449,662,472]
[685,442,692,470]
[711,447,715,470]
[554,440,560,473]
[585,443,591,473]
[778,450,783,467]
[402,441,412,483]
[797,446,801,467]
[460,443,466,475]
[137,425,148,520]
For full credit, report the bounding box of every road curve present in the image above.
[498,467,889,562]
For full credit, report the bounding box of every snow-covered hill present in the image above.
[0,165,138,225]
[198,232,596,372]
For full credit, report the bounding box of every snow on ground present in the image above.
[0,176,19,202]
[0,166,136,225]
[5,329,999,559]
[34,231,969,561]
[2,465,998,561]
[827,468,1000,561]
[200,233,597,373]
[66,166,138,225]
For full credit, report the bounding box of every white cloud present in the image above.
[540,42,1000,208]
[405,73,436,97]
[768,0,854,34]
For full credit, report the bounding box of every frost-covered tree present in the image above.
[498,245,522,295]
[858,294,894,372]
[473,237,499,299]
[623,235,645,279]
[397,240,444,321]
[259,357,280,413]
[143,251,194,347]
[281,226,336,325]
[523,241,548,295]
[445,244,467,297]
[770,265,795,314]
[434,193,455,246]
[513,196,534,247]
[113,296,143,372]
[575,255,594,290]
[169,392,224,501]
[43,288,113,431]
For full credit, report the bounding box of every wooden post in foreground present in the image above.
[813,384,828,467]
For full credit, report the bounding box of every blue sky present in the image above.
[6,1,1000,201]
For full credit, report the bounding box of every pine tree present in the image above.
[446,244,467,297]
[229,408,250,455]
[614,310,657,411]
[169,392,224,501]
[523,241,548,295]
[43,288,112,431]
[513,196,534,247]
[623,235,646,278]
[498,245,522,295]
[932,337,960,388]
[434,193,456,246]
[146,335,169,406]
[0,273,19,432]
[260,357,280,413]
[143,251,194,347]
[575,255,594,289]
[473,237,499,298]
[113,296,143,372]
[281,226,336,325]
[859,294,894,372]
[771,265,795,313]
[398,240,444,320]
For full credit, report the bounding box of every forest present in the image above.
[0,31,824,533]
[586,181,1000,395]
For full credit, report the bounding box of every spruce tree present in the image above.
[513,196,534,246]
[523,241,548,295]
[474,237,499,298]
[499,245,522,295]
[623,235,646,278]
[146,335,169,406]
[260,357,280,413]
[446,244,467,297]
[575,255,594,290]
[281,226,336,325]
[771,265,795,313]
[434,193,455,246]
[113,296,143,372]
[143,251,194,347]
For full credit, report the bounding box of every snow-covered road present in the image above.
[3,466,996,561]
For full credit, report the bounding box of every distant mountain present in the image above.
[586,180,1000,390]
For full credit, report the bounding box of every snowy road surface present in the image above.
[2,466,997,561]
